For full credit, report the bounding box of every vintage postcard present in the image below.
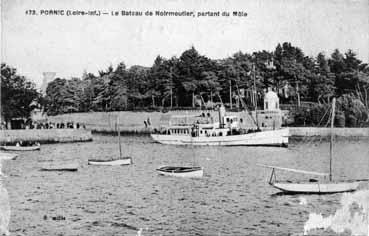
[1,0,369,235]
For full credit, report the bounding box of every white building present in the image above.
[251,89,283,130]
[264,89,280,110]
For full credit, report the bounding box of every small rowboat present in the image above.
[88,157,132,166]
[1,144,40,151]
[40,163,79,172]
[156,166,204,178]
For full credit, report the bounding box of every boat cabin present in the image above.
[191,124,229,137]
[222,115,239,129]
[165,126,192,135]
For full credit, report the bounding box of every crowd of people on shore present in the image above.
[25,121,86,130]
[0,121,86,130]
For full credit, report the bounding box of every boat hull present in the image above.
[156,166,204,178]
[40,163,79,172]
[272,181,360,194]
[1,145,40,151]
[151,128,289,146]
[88,158,132,166]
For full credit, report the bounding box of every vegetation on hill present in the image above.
[1,63,40,123]
[2,42,369,127]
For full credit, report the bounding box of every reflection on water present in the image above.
[2,135,369,235]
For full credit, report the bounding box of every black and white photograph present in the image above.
[1,0,369,235]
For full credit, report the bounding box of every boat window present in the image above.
[226,118,229,122]
[219,132,222,136]
[240,118,243,123]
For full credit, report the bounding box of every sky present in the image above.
[1,0,369,87]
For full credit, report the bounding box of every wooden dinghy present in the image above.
[88,157,132,166]
[1,144,40,151]
[156,166,204,178]
[40,163,79,172]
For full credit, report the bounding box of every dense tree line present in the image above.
[1,63,40,124]
[44,43,369,118]
[2,42,368,126]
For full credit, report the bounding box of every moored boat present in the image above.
[272,181,360,194]
[156,166,204,178]
[40,163,79,172]
[151,105,288,146]
[1,143,40,151]
[88,157,132,166]
[88,115,133,167]
[152,127,288,146]
[259,98,362,194]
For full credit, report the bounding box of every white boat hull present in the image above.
[1,145,40,151]
[157,167,204,178]
[272,181,360,194]
[88,158,132,166]
[151,128,289,146]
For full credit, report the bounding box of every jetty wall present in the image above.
[289,127,369,137]
[0,129,93,144]
[91,125,153,135]
[46,112,369,137]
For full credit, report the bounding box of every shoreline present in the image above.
[91,126,369,138]
[0,129,93,145]
[1,127,368,144]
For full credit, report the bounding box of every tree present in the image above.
[1,63,40,122]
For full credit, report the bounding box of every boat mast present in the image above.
[229,80,232,109]
[117,115,122,159]
[329,97,336,181]
[253,63,259,128]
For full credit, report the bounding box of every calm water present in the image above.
[3,135,369,235]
